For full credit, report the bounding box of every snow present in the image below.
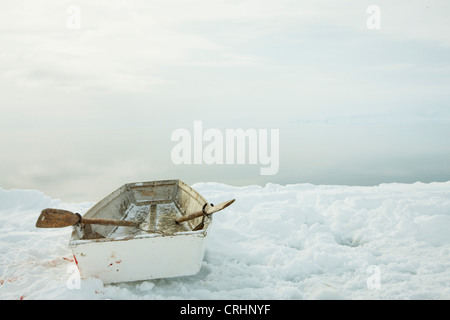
[1,181,449,300]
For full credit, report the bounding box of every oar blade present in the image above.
[205,199,236,215]
[175,199,236,224]
[36,208,81,228]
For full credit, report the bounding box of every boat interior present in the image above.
[72,180,209,240]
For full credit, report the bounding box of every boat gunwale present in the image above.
[69,179,211,243]
[69,229,207,247]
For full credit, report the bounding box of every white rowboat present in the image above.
[38,179,234,284]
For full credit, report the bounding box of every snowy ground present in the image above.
[1,181,449,300]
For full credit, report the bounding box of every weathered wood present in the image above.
[81,217,138,227]
[36,199,234,230]
[36,208,138,228]
[175,199,235,224]
[36,208,81,228]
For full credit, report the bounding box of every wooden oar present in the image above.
[36,199,235,230]
[35,208,138,228]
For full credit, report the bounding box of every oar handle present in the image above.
[175,211,204,224]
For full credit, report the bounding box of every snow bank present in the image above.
[0,182,449,300]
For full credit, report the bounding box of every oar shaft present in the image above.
[81,217,138,227]
[175,211,203,224]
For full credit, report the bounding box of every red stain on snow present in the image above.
[46,256,76,267]
[0,277,18,285]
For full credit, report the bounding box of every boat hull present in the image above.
[70,232,206,284]
[68,180,211,284]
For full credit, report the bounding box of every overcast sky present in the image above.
[1,0,450,201]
